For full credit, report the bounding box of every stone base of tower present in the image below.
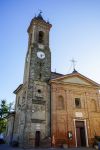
[18,137,51,148]
[40,137,51,148]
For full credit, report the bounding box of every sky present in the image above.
[0,0,100,104]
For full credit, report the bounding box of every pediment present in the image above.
[61,76,90,85]
[51,72,100,87]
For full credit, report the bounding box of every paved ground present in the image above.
[0,144,96,150]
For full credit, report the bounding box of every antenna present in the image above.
[70,58,77,71]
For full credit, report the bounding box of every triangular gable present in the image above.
[51,72,100,87]
[61,76,90,85]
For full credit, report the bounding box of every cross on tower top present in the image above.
[70,58,77,71]
[38,9,43,15]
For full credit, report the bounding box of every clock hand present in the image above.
[40,54,43,58]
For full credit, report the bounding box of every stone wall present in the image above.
[6,113,15,144]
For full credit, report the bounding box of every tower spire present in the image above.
[37,10,43,20]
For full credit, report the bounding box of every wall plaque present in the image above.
[75,112,83,118]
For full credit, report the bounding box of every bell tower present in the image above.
[22,13,52,147]
[28,12,51,47]
[23,12,52,83]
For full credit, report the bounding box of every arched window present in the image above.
[91,99,97,112]
[38,31,44,44]
[57,96,64,110]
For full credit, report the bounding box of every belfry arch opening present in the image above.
[38,31,44,44]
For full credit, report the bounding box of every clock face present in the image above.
[37,51,45,59]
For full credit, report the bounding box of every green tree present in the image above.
[0,100,9,133]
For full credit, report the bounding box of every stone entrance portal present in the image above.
[75,121,86,147]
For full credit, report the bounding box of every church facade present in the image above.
[51,71,100,147]
[6,13,100,148]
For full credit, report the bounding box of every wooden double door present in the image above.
[75,121,86,147]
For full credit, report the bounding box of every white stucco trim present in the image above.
[73,119,77,147]
[84,120,89,147]
[73,119,89,147]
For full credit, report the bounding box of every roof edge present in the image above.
[13,84,23,94]
[51,72,100,87]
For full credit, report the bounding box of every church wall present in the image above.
[6,114,15,144]
[51,83,100,147]
[13,88,24,143]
